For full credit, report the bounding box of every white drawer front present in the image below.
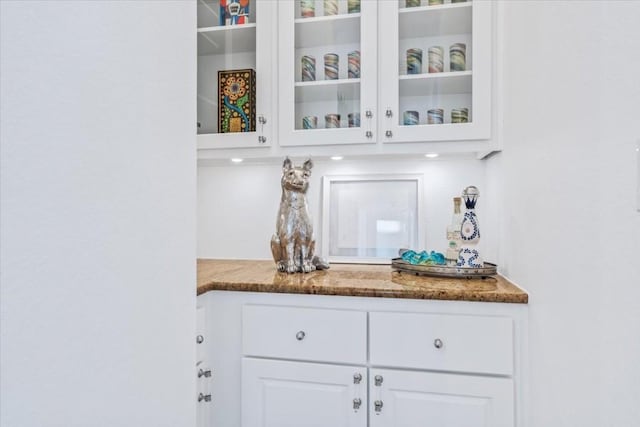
[242,305,367,364]
[370,312,514,375]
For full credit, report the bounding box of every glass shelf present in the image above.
[198,24,257,55]
[399,2,472,38]
[295,79,361,102]
[295,14,361,48]
[399,71,472,96]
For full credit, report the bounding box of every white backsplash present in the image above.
[197,156,497,264]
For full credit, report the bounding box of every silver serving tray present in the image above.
[391,258,497,279]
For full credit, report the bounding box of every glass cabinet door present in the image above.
[278,0,377,147]
[378,0,491,143]
[197,0,273,149]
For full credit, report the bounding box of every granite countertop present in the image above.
[197,259,528,304]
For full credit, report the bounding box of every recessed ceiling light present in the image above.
[231,158,244,163]
[425,153,439,158]
[330,156,344,161]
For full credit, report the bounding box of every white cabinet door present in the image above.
[242,358,367,427]
[277,0,378,146]
[197,0,274,149]
[378,0,492,143]
[370,368,514,427]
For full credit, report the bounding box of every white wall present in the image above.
[0,2,196,426]
[496,1,640,426]
[198,157,495,262]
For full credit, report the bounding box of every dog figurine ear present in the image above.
[282,157,292,172]
[302,158,313,171]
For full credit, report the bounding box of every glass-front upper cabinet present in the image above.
[277,0,377,147]
[197,0,274,149]
[378,0,491,143]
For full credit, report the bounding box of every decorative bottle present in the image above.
[456,186,484,268]
[445,197,463,265]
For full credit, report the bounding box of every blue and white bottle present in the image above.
[456,186,484,268]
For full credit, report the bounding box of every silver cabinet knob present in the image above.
[257,115,267,144]
[353,373,362,384]
[374,375,383,386]
[385,130,392,137]
[434,338,443,349]
[385,108,393,118]
[353,398,362,410]
[365,130,373,138]
[198,368,211,378]
[295,331,306,341]
[365,110,373,119]
[198,393,211,402]
[196,335,204,344]
[374,400,384,412]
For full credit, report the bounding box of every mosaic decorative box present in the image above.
[218,69,256,133]
[220,0,250,26]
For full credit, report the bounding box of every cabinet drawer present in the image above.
[242,305,367,364]
[370,312,513,376]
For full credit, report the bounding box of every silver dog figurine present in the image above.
[271,157,329,273]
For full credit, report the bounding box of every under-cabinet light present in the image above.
[231,158,243,163]
[424,153,439,158]
[330,156,344,161]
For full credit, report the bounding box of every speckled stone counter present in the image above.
[197,259,528,304]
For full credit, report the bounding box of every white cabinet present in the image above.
[378,0,492,143]
[369,368,513,427]
[243,362,512,427]
[241,305,368,426]
[277,0,492,149]
[197,0,275,149]
[242,358,367,427]
[277,0,378,146]
[368,311,515,427]
[197,0,496,159]
[198,290,527,427]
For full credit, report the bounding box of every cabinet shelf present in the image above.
[399,71,472,96]
[295,79,360,102]
[295,14,360,48]
[198,24,257,55]
[399,3,472,39]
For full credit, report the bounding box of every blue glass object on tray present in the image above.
[401,249,446,265]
